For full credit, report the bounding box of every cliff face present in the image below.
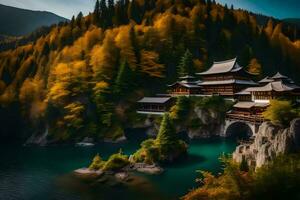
[138,107,225,139]
[233,119,300,168]
[187,107,224,139]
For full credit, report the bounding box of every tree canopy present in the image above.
[1,0,300,141]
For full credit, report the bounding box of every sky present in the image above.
[216,0,300,19]
[0,0,299,19]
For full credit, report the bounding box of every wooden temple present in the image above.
[226,102,267,124]
[197,58,257,97]
[167,75,202,96]
[228,72,300,123]
[137,97,175,115]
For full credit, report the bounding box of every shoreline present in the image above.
[74,163,164,178]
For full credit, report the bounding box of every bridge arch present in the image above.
[224,120,255,139]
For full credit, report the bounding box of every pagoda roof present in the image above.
[197,58,242,75]
[233,102,269,109]
[287,78,295,84]
[198,79,258,86]
[235,89,251,95]
[259,76,274,83]
[138,97,171,104]
[179,75,196,79]
[271,72,288,80]
[246,81,300,92]
[168,81,202,88]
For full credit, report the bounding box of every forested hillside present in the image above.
[0,4,67,36]
[1,0,300,143]
[284,18,300,28]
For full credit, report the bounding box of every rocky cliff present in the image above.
[186,107,225,139]
[137,107,225,139]
[233,119,300,168]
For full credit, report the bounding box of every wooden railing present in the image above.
[137,109,166,112]
[226,113,265,124]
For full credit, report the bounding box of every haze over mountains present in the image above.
[0,4,67,37]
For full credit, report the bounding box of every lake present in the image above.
[0,138,236,200]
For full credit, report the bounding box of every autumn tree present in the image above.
[247,58,262,75]
[263,100,298,127]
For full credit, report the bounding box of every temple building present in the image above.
[167,75,202,96]
[197,58,257,97]
[234,89,252,102]
[258,76,274,85]
[228,72,300,124]
[247,80,300,103]
[137,97,175,115]
[226,102,267,124]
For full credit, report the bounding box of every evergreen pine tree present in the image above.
[156,114,177,146]
[89,154,103,170]
[114,1,122,25]
[128,0,141,24]
[93,0,100,25]
[41,42,50,56]
[177,49,194,77]
[107,0,115,27]
[207,0,212,12]
[129,26,140,65]
[114,61,132,96]
[70,16,75,28]
[76,12,83,27]
[100,0,108,28]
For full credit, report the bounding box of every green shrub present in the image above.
[263,100,299,127]
[132,139,160,164]
[183,154,300,200]
[102,151,129,171]
[89,154,105,170]
[169,96,190,121]
[196,96,233,112]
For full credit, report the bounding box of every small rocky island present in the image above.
[74,114,187,182]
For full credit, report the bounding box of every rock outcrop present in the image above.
[25,126,49,146]
[233,118,300,168]
[137,108,225,139]
[187,107,224,139]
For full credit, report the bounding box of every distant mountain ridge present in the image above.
[283,18,300,27]
[0,4,67,37]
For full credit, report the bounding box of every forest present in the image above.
[0,0,300,143]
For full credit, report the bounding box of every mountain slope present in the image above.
[284,18,300,27]
[0,4,67,36]
[0,0,300,143]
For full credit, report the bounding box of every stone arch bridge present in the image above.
[223,118,262,138]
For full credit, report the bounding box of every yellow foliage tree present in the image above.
[114,26,137,70]
[19,78,46,119]
[90,34,119,80]
[140,50,164,78]
[263,100,298,126]
[63,102,85,130]
[247,58,262,75]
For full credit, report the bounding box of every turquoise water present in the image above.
[0,138,236,200]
